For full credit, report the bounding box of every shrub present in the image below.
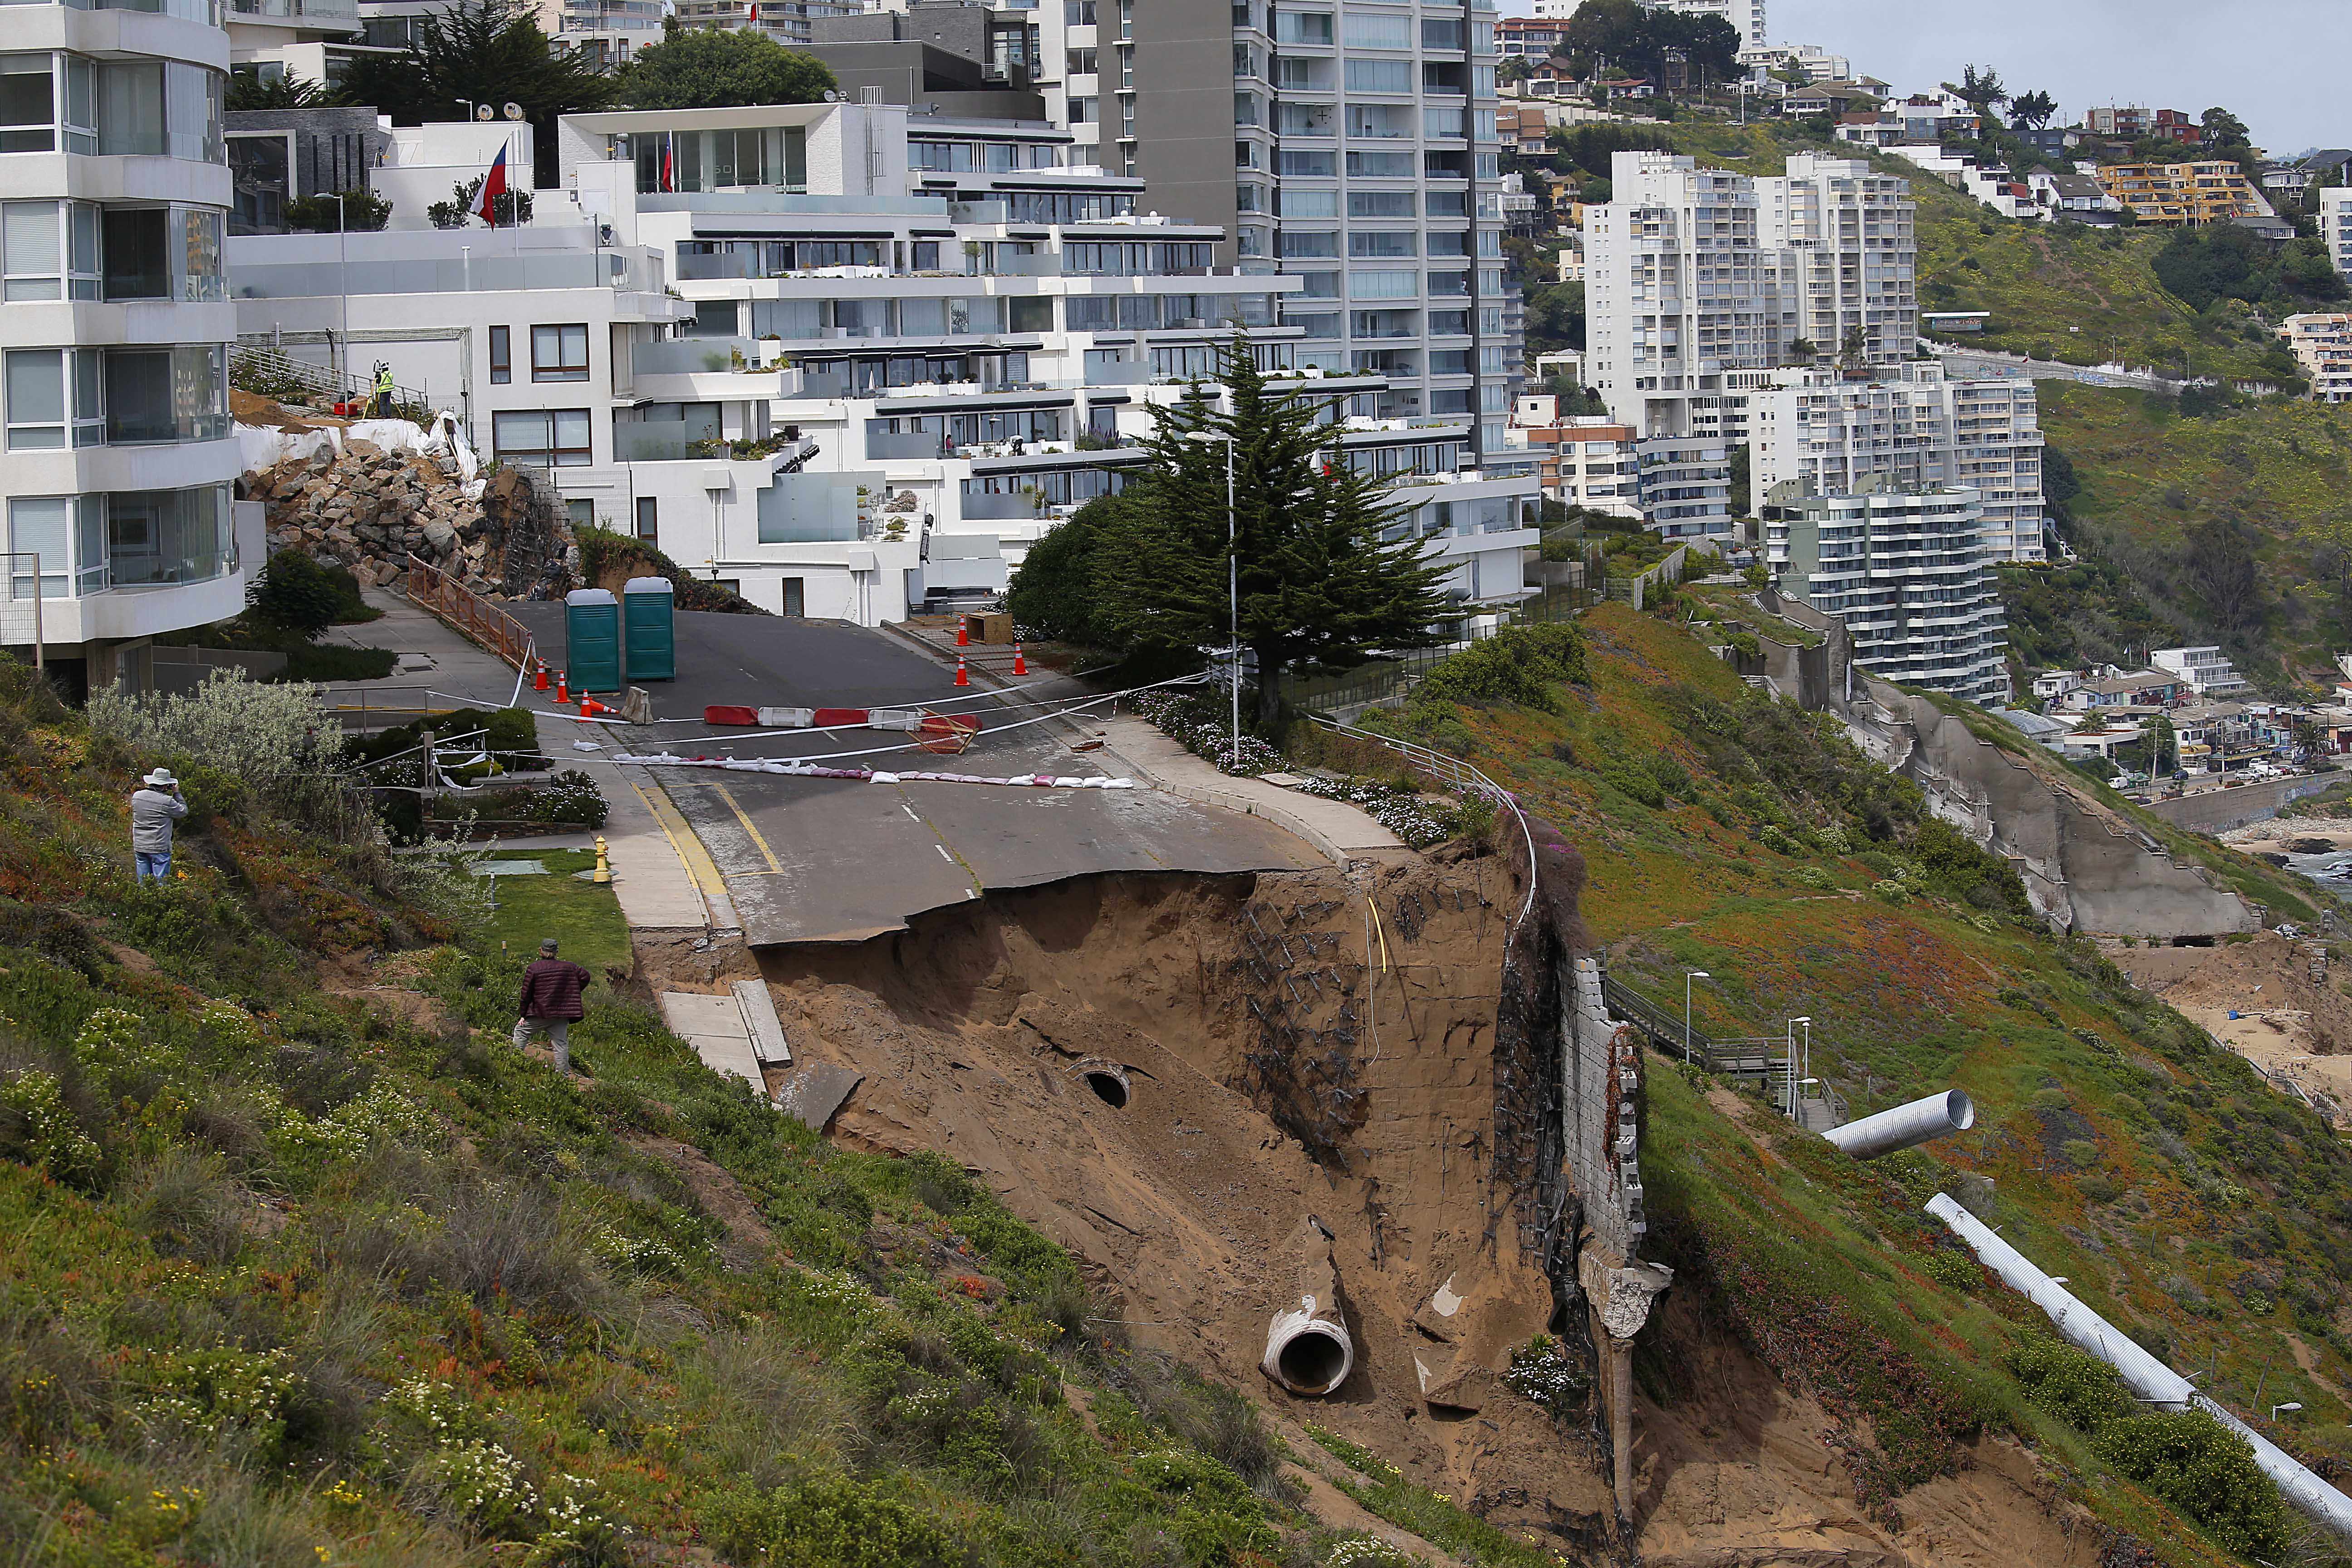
[700,1475,959,1568]
[1408,623,1588,714]
[2007,1338,2136,1433]
[87,671,340,810]
[2093,1411,2289,1559]
[252,551,343,639]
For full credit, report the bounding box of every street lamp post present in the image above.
[333,191,348,398]
[2272,1402,2303,1421]
[1785,1015,1813,1118]
[1683,970,1710,1064]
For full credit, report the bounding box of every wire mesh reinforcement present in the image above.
[0,556,49,661]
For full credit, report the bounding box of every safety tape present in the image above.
[610,755,1136,790]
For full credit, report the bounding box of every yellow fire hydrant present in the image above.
[593,834,613,885]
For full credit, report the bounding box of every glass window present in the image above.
[0,56,56,153]
[97,61,162,157]
[1349,270,1419,300]
[1279,230,1338,258]
[1274,9,1331,44]
[165,59,223,164]
[489,326,511,385]
[1348,191,1415,218]
[107,485,229,586]
[634,495,657,544]
[1008,295,1052,333]
[172,344,225,441]
[1350,230,1416,258]
[532,323,590,382]
[5,349,63,449]
[1421,18,1465,49]
[228,134,289,234]
[176,206,223,301]
[103,348,171,443]
[1342,11,1408,49]
[102,206,168,299]
[1284,188,1338,218]
[8,495,69,600]
[492,408,593,467]
[1344,58,1411,93]
[1,201,58,299]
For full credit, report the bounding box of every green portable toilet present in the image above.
[564,588,622,693]
[622,575,676,681]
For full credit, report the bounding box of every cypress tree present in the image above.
[1096,338,1452,726]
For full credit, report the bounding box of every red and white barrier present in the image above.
[701,705,982,752]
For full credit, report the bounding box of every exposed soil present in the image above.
[2114,931,2352,1118]
[750,862,2112,1563]
[627,1133,779,1270]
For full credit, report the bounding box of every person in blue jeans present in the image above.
[131,769,189,884]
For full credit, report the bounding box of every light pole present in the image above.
[2272,1402,2303,1421]
[1786,1015,1812,1118]
[333,191,348,398]
[1683,970,1710,1064]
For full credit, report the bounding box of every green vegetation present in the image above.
[0,657,1326,1566]
[1377,607,2352,1564]
[1305,1428,1557,1568]
[614,26,834,112]
[576,525,771,615]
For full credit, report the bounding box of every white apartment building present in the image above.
[1505,402,1637,518]
[2151,645,2250,700]
[2281,314,2352,404]
[915,0,1525,467]
[1583,152,1787,449]
[2324,188,2352,282]
[1765,153,1916,367]
[238,99,1536,625]
[2,0,259,690]
[1766,477,2008,703]
[1749,361,2047,563]
[1652,0,1766,52]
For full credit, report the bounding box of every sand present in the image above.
[2112,932,2352,1123]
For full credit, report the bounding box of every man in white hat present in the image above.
[131,769,188,884]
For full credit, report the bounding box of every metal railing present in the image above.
[1303,712,1536,931]
[406,553,536,673]
[232,341,436,415]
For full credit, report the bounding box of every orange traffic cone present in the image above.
[954,655,970,688]
[534,658,549,691]
[556,670,569,703]
[580,697,604,718]
[1012,642,1027,676]
[956,617,969,647]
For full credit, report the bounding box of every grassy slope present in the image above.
[1389,606,2352,1564]
[0,676,1380,1568]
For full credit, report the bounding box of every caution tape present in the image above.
[610,754,1136,789]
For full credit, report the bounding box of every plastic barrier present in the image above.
[702,705,985,735]
[615,755,1127,790]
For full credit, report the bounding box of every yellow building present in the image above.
[2095,160,2261,225]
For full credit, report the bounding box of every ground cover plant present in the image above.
[1368,607,2352,1565]
[0,654,1325,1567]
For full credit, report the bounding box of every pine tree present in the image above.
[1097,339,1452,726]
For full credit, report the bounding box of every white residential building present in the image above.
[2151,646,2250,700]
[1749,361,2046,563]
[2,0,259,690]
[1766,477,2008,703]
[1506,403,1637,518]
[2324,188,2352,281]
[1652,0,1766,52]
[2280,313,2352,404]
[240,99,1537,626]
[1764,152,1916,367]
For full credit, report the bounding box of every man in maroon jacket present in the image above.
[514,937,593,1074]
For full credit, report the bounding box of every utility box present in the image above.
[963,611,1015,644]
[622,575,676,681]
[564,588,622,693]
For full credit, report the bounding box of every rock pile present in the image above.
[241,440,578,601]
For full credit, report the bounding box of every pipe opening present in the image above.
[1275,1327,1350,1394]
[1945,1088,1977,1132]
[1084,1071,1129,1109]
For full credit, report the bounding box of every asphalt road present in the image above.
[510,604,1316,944]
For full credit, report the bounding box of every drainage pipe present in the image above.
[1822,1089,1975,1160]
[1262,1220,1353,1396]
[1927,1192,2352,1544]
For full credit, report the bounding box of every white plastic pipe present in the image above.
[1927,1192,2352,1544]
[1823,1089,1975,1159]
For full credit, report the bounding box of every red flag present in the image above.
[476,143,510,226]
[659,138,673,192]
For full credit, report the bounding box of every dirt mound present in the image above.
[2121,932,2352,1120]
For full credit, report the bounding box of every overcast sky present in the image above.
[1495,0,2342,156]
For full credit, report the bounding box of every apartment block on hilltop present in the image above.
[2322,188,2352,281]
[1749,361,2047,563]
[2151,646,2250,700]
[2279,314,2352,404]
[1764,475,2008,704]
[2095,160,2261,226]
[1,0,259,691]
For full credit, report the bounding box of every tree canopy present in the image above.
[1560,0,1739,86]
[228,68,327,111]
[334,0,613,185]
[616,29,835,111]
[1007,340,1452,722]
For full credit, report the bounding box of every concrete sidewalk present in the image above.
[338,587,729,933]
[1100,717,1408,864]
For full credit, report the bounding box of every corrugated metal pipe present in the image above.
[1927,1192,2352,1545]
[1822,1089,1975,1159]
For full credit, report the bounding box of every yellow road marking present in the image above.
[631,779,732,902]
[714,784,784,873]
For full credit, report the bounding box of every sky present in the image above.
[1494,0,2343,156]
